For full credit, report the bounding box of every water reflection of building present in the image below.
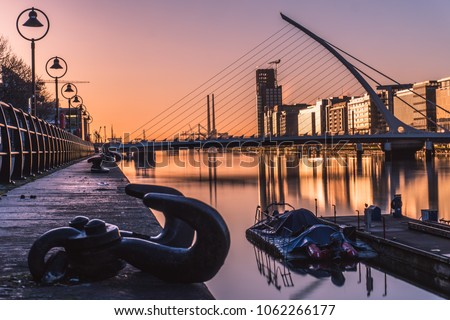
[258,154,288,208]
[256,152,442,220]
[207,152,218,207]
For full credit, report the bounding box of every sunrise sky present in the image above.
[1,0,450,139]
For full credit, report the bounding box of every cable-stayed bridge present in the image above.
[117,13,450,160]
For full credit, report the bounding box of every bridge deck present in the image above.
[0,159,212,299]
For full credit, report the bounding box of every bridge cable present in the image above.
[395,95,447,132]
[152,28,308,139]
[201,32,309,133]
[327,41,450,116]
[129,24,294,139]
[202,33,315,136]
[148,27,301,140]
[134,28,298,140]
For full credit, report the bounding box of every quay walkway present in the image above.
[0,159,213,299]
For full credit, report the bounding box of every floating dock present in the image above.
[323,214,450,297]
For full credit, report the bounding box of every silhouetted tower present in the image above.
[206,94,217,138]
[256,68,282,137]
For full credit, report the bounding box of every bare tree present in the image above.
[0,36,53,119]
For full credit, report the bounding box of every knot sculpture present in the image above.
[28,184,230,284]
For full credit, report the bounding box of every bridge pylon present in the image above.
[281,13,427,160]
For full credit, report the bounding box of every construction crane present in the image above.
[40,80,90,84]
[269,59,281,66]
[269,59,281,86]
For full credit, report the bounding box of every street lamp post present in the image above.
[83,110,93,141]
[77,104,88,139]
[45,56,68,127]
[71,96,84,137]
[61,83,77,133]
[16,7,50,116]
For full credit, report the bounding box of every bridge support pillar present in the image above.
[382,140,423,161]
[355,143,363,160]
[136,150,155,168]
[384,142,392,162]
[425,141,434,162]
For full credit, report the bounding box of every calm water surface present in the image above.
[120,150,450,299]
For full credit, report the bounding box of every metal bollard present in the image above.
[28,184,231,284]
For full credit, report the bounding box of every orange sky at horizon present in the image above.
[1,0,450,140]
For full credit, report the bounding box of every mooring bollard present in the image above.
[28,184,231,284]
[364,207,371,232]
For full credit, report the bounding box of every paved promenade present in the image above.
[0,159,213,299]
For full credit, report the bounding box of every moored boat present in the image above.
[246,203,377,262]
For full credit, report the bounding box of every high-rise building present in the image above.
[268,104,307,136]
[256,69,282,137]
[376,84,412,114]
[298,99,327,135]
[393,89,414,127]
[412,80,438,131]
[394,80,439,131]
[326,96,351,135]
[436,77,450,131]
[347,93,387,134]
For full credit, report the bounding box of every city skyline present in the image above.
[1,0,450,138]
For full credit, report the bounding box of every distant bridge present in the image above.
[120,14,450,161]
[110,130,450,162]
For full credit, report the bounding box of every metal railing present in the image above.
[0,101,94,183]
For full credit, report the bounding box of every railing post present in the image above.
[0,102,12,183]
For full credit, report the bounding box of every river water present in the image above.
[120,150,449,299]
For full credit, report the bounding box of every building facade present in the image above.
[393,89,414,127]
[436,77,450,131]
[326,96,350,135]
[347,93,387,134]
[266,104,306,136]
[298,99,327,135]
[394,81,439,131]
[412,80,438,131]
